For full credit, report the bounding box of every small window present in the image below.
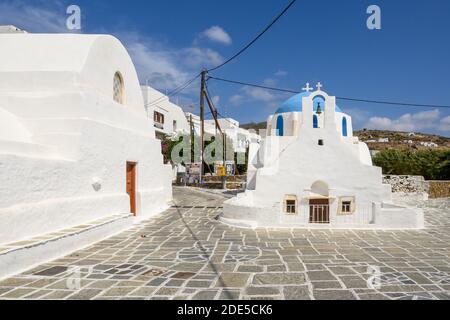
[286,200,296,214]
[113,72,124,104]
[338,197,355,215]
[318,139,324,146]
[154,111,165,129]
[284,195,298,215]
[173,120,177,131]
[154,111,165,124]
[342,201,352,213]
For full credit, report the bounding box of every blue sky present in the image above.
[1,0,450,136]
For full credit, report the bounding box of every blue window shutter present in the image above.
[276,115,284,136]
[342,117,348,137]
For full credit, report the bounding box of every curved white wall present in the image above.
[0,33,172,244]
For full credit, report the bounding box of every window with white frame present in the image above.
[338,197,355,215]
[284,195,298,215]
[342,201,352,213]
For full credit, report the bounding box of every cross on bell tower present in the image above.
[302,83,313,93]
[316,82,323,91]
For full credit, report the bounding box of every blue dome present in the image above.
[275,92,342,114]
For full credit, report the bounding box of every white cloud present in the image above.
[438,115,450,132]
[182,47,223,69]
[123,36,223,93]
[0,2,223,96]
[274,70,288,77]
[365,109,445,132]
[122,36,191,91]
[200,26,232,45]
[212,95,221,105]
[229,94,244,105]
[0,0,69,33]
[243,86,277,103]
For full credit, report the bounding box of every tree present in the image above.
[373,149,450,180]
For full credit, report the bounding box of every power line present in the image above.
[209,76,298,94]
[207,0,297,72]
[145,74,200,108]
[145,73,201,108]
[208,76,450,109]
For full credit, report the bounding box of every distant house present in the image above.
[378,138,389,143]
[186,113,261,154]
[420,142,438,148]
[142,86,190,139]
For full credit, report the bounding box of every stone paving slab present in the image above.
[0,187,449,300]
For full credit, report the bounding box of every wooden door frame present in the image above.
[309,198,330,224]
[126,162,137,216]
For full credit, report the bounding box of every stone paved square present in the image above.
[0,187,449,300]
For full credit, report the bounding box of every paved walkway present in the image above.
[0,187,449,300]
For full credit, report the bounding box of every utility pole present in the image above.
[200,69,228,189]
[199,70,207,183]
[189,114,194,164]
[222,131,227,189]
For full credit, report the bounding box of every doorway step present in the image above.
[0,213,133,280]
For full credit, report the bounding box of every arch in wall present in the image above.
[313,115,319,128]
[113,71,125,104]
[342,117,348,137]
[313,96,326,113]
[276,115,284,136]
[311,181,329,197]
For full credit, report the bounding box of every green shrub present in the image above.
[373,149,450,180]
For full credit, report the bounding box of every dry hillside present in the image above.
[241,122,450,151]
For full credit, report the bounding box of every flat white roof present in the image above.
[0,25,27,34]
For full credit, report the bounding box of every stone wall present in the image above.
[383,175,428,194]
[383,175,450,199]
[428,181,450,199]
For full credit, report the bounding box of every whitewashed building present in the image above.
[186,113,261,154]
[0,33,172,279]
[206,118,261,153]
[142,86,190,138]
[222,84,424,229]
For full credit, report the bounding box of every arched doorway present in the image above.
[309,181,330,224]
[276,115,284,136]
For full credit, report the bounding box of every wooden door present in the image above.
[309,199,329,224]
[126,162,137,216]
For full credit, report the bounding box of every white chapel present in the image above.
[0,32,172,278]
[222,83,424,229]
